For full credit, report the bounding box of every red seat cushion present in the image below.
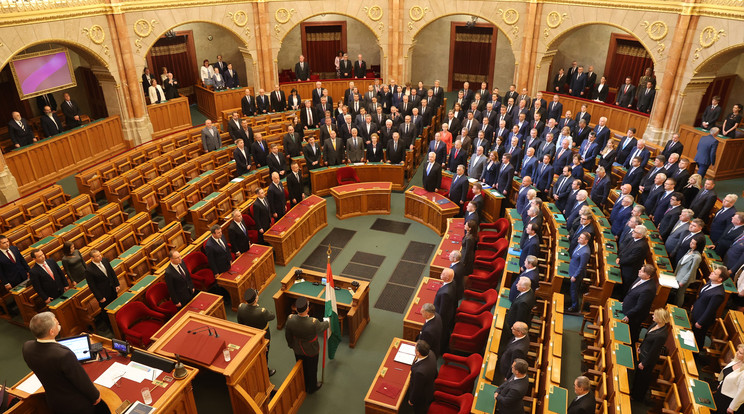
[129,320,163,347]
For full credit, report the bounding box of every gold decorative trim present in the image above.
[500,8,520,25]
[228,10,248,27]
[82,24,105,45]
[274,8,294,24]
[641,20,668,56]
[364,5,383,22]
[133,19,156,38]
[693,26,726,60]
[409,5,429,22]
[546,11,565,28]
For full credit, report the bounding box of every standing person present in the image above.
[286,161,305,207]
[616,225,649,295]
[252,188,272,245]
[164,250,195,307]
[498,322,529,380]
[416,303,442,358]
[204,225,232,277]
[713,344,744,414]
[84,249,119,330]
[294,55,310,81]
[721,103,742,139]
[630,308,670,402]
[285,297,329,393]
[268,172,287,220]
[29,249,68,304]
[61,242,86,283]
[494,359,530,413]
[673,234,705,306]
[228,210,252,254]
[568,376,595,414]
[691,266,728,347]
[201,119,221,152]
[22,312,102,414]
[8,111,37,148]
[237,288,277,376]
[434,268,457,353]
[61,93,82,128]
[621,264,657,347]
[695,127,720,177]
[422,152,442,192]
[407,340,438,414]
[568,232,591,313]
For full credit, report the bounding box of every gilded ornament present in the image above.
[409,5,429,22]
[133,19,156,38]
[498,8,519,25]
[274,8,295,24]
[642,20,668,41]
[228,10,249,27]
[693,26,726,60]
[82,24,105,45]
[546,11,566,29]
[364,5,383,22]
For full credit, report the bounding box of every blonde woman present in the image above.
[598,140,617,171]
[631,308,670,401]
[714,344,744,413]
[682,173,702,208]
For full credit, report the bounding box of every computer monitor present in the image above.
[57,334,94,363]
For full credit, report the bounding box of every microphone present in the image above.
[187,326,213,336]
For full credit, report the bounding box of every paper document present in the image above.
[658,275,679,289]
[94,362,128,388]
[394,343,417,365]
[16,374,43,394]
[680,330,696,347]
[126,361,162,382]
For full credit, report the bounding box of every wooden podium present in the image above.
[216,244,276,311]
[404,186,459,236]
[330,182,392,220]
[148,313,273,414]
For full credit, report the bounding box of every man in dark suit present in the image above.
[85,249,120,309]
[578,132,599,170]
[164,249,195,307]
[447,165,468,208]
[282,125,303,157]
[228,210,252,255]
[386,133,406,164]
[615,77,636,108]
[7,112,36,148]
[416,303,442,358]
[570,214,595,254]
[40,105,63,137]
[23,312,101,414]
[694,127,720,176]
[252,188,272,244]
[429,134,447,164]
[269,86,286,112]
[267,144,288,177]
[690,266,728,347]
[434,268,457,353]
[568,233,591,312]
[227,112,244,143]
[550,166,572,211]
[241,89,255,116]
[422,152,442,192]
[661,133,684,160]
[494,359,530,413]
[700,96,722,129]
[29,249,68,303]
[205,225,232,276]
[249,133,268,167]
[569,66,587,97]
[294,55,310,81]
[408,340,438,414]
[710,194,737,242]
[658,194,684,240]
[352,54,367,78]
[463,202,479,227]
[320,116,339,144]
[268,172,287,220]
[255,89,271,114]
[448,248,467,302]
[636,81,656,113]
[311,82,324,106]
[498,322,529,379]
[547,95,563,121]
[713,212,744,258]
[323,131,344,166]
[689,179,718,221]
[622,264,657,346]
[447,140,467,172]
[60,93,82,129]
[494,154,515,197]
[623,139,651,170]
[616,226,649,294]
[36,93,57,113]
[223,64,239,88]
[568,376,595,414]
[534,155,554,197]
[621,157,645,196]
[286,162,305,207]
[565,190,588,231]
[590,167,611,208]
[233,139,251,176]
[506,277,536,327]
[303,136,322,170]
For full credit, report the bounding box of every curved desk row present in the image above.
[309,163,405,196]
[263,195,328,266]
[330,182,392,220]
[404,186,459,236]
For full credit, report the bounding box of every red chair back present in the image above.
[336,167,360,185]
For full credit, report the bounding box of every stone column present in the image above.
[534,51,557,96]
[517,2,541,90]
[671,75,714,131]
[239,46,258,89]
[387,0,402,81]
[252,2,277,89]
[91,66,124,118]
[0,151,20,204]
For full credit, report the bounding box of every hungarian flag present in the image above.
[324,261,342,359]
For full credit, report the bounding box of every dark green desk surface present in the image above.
[670,306,691,329]
[610,300,625,319]
[105,291,134,311]
[607,267,622,283]
[546,204,561,214]
[324,287,353,306]
[556,262,570,278]
[498,289,511,309]
[547,386,568,414]
[189,200,208,210]
[557,239,570,249]
[508,209,521,220]
[677,330,699,352]
[53,224,77,236]
[651,243,668,257]
[203,192,220,202]
[552,213,566,223]
[48,288,81,307]
[512,221,524,232]
[110,259,123,268]
[556,248,571,262]
[590,206,603,216]
[119,245,142,259]
[690,378,716,410]
[506,258,520,274]
[289,281,324,297]
[488,189,504,198]
[130,275,156,292]
[556,227,569,237]
[611,321,631,344]
[31,236,56,248]
[597,217,611,228]
[74,214,97,224]
[475,383,497,413]
[606,253,618,264]
[724,278,737,293]
[613,343,634,368]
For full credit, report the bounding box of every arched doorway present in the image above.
[143,21,255,101]
[409,14,516,93]
[276,14,383,81]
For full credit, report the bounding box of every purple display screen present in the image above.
[12,51,74,97]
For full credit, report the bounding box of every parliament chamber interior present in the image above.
[1,1,744,413]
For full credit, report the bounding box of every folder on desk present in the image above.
[375,381,401,399]
[175,333,226,365]
[394,343,416,365]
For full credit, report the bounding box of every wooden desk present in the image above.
[263,195,327,266]
[481,188,505,223]
[216,244,275,311]
[8,334,199,414]
[363,337,415,414]
[678,124,744,180]
[544,384,568,414]
[330,182,392,220]
[429,218,465,278]
[147,96,192,137]
[544,92,650,139]
[404,186,459,236]
[148,313,273,414]
[151,291,226,342]
[273,266,370,348]
[402,278,443,341]
[47,279,96,337]
[195,85,252,122]
[309,163,406,196]
[279,78,381,106]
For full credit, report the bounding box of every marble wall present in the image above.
[175,22,253,87]
[549,24,626,89]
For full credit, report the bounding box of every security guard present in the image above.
[285,297,329,393]
[237,288,276,376]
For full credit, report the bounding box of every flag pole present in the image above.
[321,245,331,385]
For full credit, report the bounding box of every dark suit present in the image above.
[636,88,656,113]
[495,376,529,413]
[204,236,232,275]
[303,142,321,169]
[339,60,352,78]
[616,84,636,107]
[40,113,63,137]
[409,352,437,414]
[506,289,535,327]
[494,163,515,197]
[621,165,644,196]
[228,220,252,254]
[589,175,610,208]
[661,140,684,160]
[569,73,587,97]
[252,198,272,240]
[689,189,717,222]
[386,139,405,164]
[447,147,467,172]
[286,170,304,206]
[300,106,319,129]
[61,100,82,129]
[623,147,650,170]
[568,244,590,310]
[715,224,744,258]
[255,94,270,114]
[547,102,563,122]
[251,140,269,167]
[267,182,287,219]
[85,259,119,305]
[267,152,288,176]
[701,104,722,128]
[434,282,457,351]
[447,174,468,206]
[366,142,384,162]
[223,70,239,88]
[422,162,442,192]
[323,138,344,166]
[233,147,251,176]
[618,238,648,294]
[622,279,656,345]
[241,95,255,116]
[29,260,67,302]
[710,207,735,243]
[499,336,529,379]
[658,205,682,240]
[36,93,57,113]
[164,262,194,306]
[7,118,35,147]
[631,324,669,400]
[283,133,303,157]
[22,341,100,414]
[294,61,310,81]
[690,283,725,347]
[567,394,595,414]
[615,136,638,166]
[417,314,443,358]
[0,246,31,287]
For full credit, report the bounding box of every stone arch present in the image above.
[545,22,658,67]
[0,39,110,73]
[140,20,251,63]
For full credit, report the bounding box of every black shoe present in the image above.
[268,369,276,377]
[567,307,578,313]
[309,383,322,394]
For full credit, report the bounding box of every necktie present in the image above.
[405,124,409,134]
[467,120,472,130]
[332,140,336,150]
[625,85,629,93]
[218,238,226,251]
[556,178,565,194]
[50,114,58,129]
[426,163,432,174]
[630,279,643,291]
[701,283,711,294]
[307,109,313,125]
[42,262,55,280]
[177,264,186,277]
[294,172,299,182]
[18,121,24,130]
[394,142,397,151]
[574,245,582,256]
[716,208,727,217]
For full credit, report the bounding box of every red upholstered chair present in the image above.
[467,258,504,292]
[309,74,320,81]
[434,353,482,395]
[182,251,216,291]
[437,176,452,196]
[477,232,504,245]
[449,311,492,354]
[474,238,508,261]
[336,167,360,185]
[479,218,510,238]
[115,301,165,348]
[242,213,259,243]
[145,282,178,318]
[456,289,499,316]
[427,392,473,414]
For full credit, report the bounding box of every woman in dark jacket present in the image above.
[631,308,670,401]
[366,134,384,162]
[598,140,618,171]
[681,173,702,208]
[61,241,87,283]
[480,151,499,186]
